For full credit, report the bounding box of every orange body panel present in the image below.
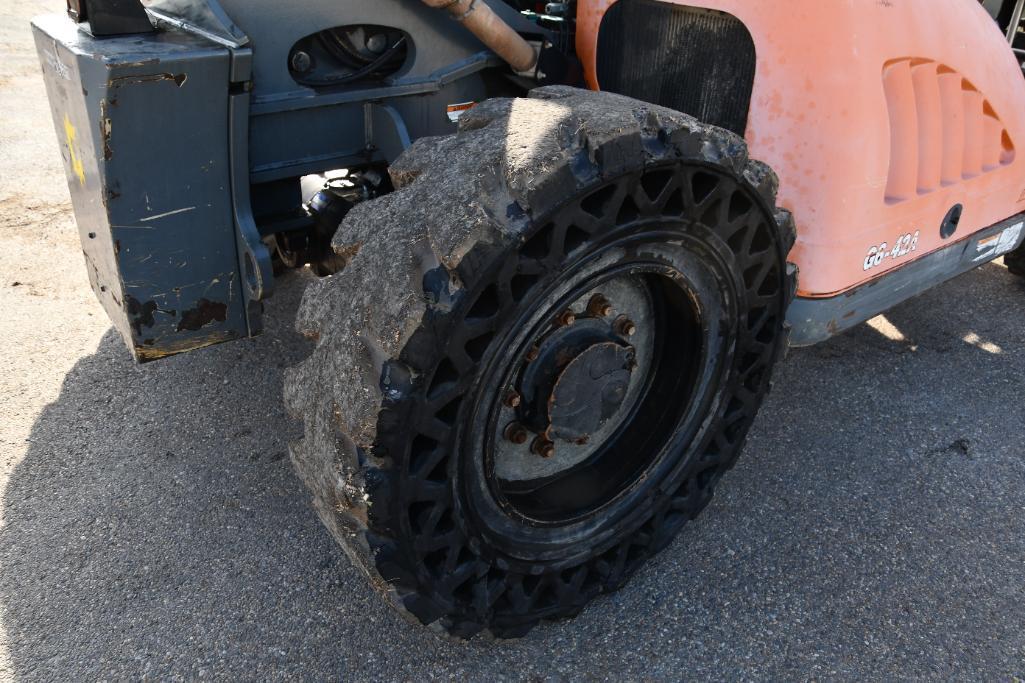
[577,0,1025,297]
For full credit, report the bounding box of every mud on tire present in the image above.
[284,87,798,638]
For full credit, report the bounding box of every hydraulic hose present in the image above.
[421,0,538,73]
[299,36,408,86]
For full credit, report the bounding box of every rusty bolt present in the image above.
[525,346,540,362]
[556,309,577,327]
[503,389,522,408]
[615,318,637,337]
[587,294,613,318]
[532,436,556,459]
[504,423,529,445]
[290,50,312,73]
[574,436,590,446]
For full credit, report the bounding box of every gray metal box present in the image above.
[32,14,248,361]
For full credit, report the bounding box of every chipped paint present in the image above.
[134,329,237,362]
[98,99,112,160]
[109,72,187,88]
[177,298,227,331]
[125,295,158,334]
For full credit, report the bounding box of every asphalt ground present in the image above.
[2,2,1025,680]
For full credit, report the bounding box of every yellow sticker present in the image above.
[63,113,86,187]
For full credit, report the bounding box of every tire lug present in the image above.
[532,436,556,459]
[503,389,522,408]
[615,317,637,337]
[556,309,576,327]
[525,346,540,362]
[587,294,613,318]
[504,423,529,445]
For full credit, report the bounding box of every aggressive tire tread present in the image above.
[283,86,798,638]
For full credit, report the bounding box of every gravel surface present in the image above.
[2,2,1025,680]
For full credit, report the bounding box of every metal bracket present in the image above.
[364,102,412,163]
[228,49,273,335]
[67,0,154,36]
[1008,0,1025,43]
[142,0,250,49]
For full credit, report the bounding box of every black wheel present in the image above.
[1006,242,1025,278]
[284,87,797,638]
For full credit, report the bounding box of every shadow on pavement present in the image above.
[2,265,1025,679]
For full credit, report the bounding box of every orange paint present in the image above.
[576,0,1025,297]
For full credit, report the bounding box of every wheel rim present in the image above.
[483,264,704,525]
[456,193,742,559]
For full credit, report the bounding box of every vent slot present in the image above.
[595,0,755,136]
[884,58,1015,204]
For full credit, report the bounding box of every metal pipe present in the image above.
[1007,0,1025,43]
[421,0,538,73]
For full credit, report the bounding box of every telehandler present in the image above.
[31,0,1025,637]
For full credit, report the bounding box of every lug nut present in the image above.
[556,309,577,327]
[503,389,522,408]
[532,436,556,459]
[615,318,637,337]
[525,346,540,362]
[587,294,613,318]
[504,423,529,445]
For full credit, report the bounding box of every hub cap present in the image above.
[548,341,634,442]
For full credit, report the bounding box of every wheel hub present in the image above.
[516,311,635,438]
[489,275,662,488]
[501,289,643,466]
[482,261,709,524]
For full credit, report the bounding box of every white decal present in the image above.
[446,101,476,123]
[863,231,920,271]
[974,221,1024,262]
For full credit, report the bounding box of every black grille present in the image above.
[596,0,756,136]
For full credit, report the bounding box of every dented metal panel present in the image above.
[32,14,248,362]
